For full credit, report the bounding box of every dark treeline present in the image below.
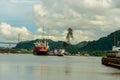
[12,30,120,56]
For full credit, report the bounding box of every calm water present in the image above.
[0,54,119,80]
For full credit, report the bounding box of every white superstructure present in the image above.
[108,46,120,58]
[112,46,120,51]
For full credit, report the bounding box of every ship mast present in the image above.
[42,25,45,40]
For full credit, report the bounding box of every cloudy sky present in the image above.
[0,0,120,45]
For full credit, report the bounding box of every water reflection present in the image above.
[0,55,119,80]
[63,57,72,80]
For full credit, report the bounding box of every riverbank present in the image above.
[0,48,32,54]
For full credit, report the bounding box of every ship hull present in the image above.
[34,51,48,56]
[102,57,120,68]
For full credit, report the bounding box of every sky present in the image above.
[0,0,120,45]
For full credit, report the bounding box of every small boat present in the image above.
[33,40,49,56]
[53,49,65,56]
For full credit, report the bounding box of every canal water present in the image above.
[0,54,119,80]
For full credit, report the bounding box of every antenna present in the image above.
[42,25,45,40]
[47,27,50,39]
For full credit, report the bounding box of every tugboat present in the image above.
[33,40,49,55]
[102,46,120,68]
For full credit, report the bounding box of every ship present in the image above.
[33,28,73,56]
[33,40,49,55]
[102,46,120,68]
[53,49,65,56]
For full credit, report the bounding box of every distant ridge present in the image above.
[81,30,120,51]
[13,30,120,53]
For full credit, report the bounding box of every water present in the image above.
[0,54,119,80]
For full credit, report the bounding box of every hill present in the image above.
[81,30,120,51]
[13,30,120,55]
[13,39,87,54]
[14,39,62,50]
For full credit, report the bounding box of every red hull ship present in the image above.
[33,41,49,55]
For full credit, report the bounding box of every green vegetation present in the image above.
[0,48,32,54]
[11,30,120,56]
[81,30,120,51]
[88,50,107,56]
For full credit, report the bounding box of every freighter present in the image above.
[33,40,49,55]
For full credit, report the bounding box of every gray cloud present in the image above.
[32,0,119,43]
[1,0,120,44]
[112,0,120,8]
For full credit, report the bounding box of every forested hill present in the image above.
[14,39,64,50]
[13,39,87,53]
[14,30,120,53]
[81,30,120,51]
